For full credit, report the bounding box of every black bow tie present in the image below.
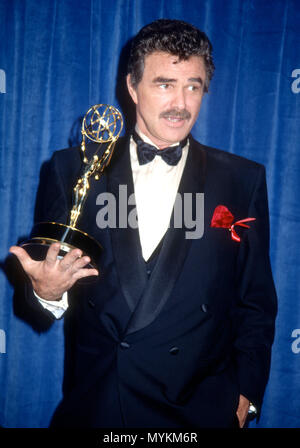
[132,130,187,166]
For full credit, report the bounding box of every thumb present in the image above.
[9,245,35,272]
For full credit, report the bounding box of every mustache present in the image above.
[159,109,191,120]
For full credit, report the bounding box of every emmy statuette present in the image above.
[22,104,123,270]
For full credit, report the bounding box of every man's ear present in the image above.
[126,74,138,104]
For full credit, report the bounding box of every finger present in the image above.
[9,246,35,271]
[235,412,242,428]
[44,243,62,266]
[240,416,246,428]
[70,256,93,272]
[72,268,99,281]
[59,249,83,271]
[236,410,247,428]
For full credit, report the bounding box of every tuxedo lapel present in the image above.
[125,136,207,336]
[107,137,148,312]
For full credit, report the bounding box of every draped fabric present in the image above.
[0,0,299,428]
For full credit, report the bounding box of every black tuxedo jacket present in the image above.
[26,135,277,428]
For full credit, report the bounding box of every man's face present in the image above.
[127,51,206,148]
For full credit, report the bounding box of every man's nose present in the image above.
[170,88,187,110]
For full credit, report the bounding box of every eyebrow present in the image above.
[188,77,203,85]
[152,77,177,83]
[152,76,204,85]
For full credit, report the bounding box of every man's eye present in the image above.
[187,85,200,91]
[159,84,170,89]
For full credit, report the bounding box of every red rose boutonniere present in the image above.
[210,205,256,242]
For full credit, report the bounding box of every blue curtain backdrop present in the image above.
[0,0,299,428]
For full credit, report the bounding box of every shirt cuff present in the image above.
[34,290,69,319]
[248,402,258,420]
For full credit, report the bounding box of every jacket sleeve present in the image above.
[21,150,78,321]
[233,164,277,416]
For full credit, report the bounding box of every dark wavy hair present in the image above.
[127,19,215,93]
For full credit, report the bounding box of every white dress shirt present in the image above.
[130,127,189,261]
[35,127,189,317]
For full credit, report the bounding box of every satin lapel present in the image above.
[125,136,207,336]
[107,136,148,312]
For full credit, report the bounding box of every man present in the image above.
[10,19,277,428]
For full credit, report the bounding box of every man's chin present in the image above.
[160,119,191,142]
[140,123,190,147]
[161,129,190,145]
